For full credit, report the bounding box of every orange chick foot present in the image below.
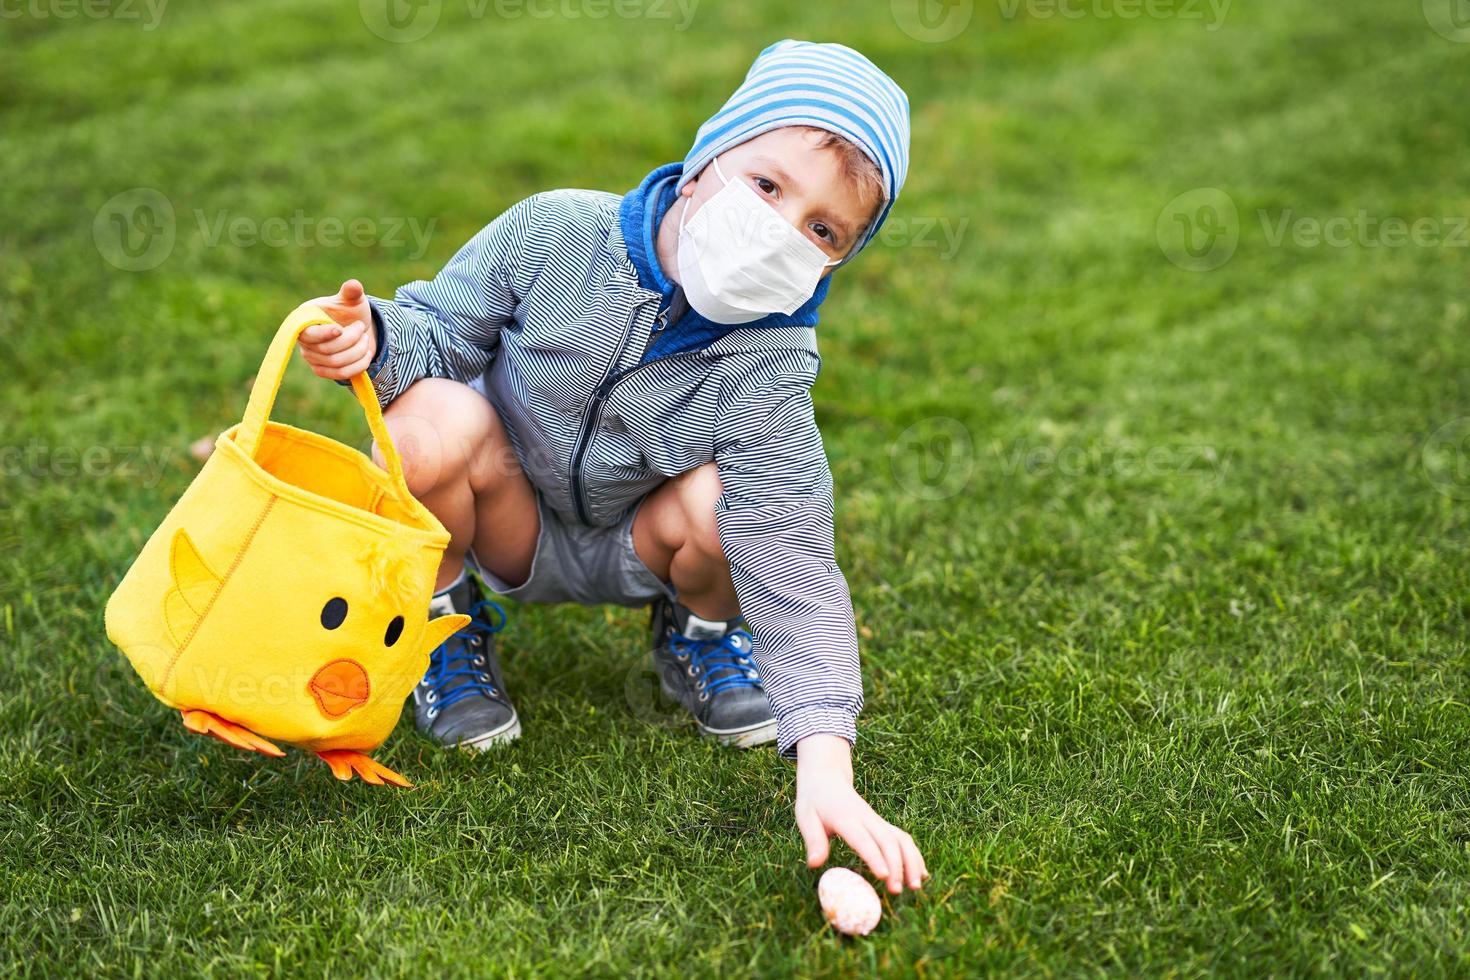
[180,709,285,757]
[315,750,412,788]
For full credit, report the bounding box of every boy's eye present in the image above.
[810,222,835,244]
[753,177,777,196]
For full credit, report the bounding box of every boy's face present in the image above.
[681,127,876,271]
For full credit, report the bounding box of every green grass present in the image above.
[4,0,1470,974]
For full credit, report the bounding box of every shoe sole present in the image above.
[456,713,522,752]
[658,678,776,748]
[699,718,777,749]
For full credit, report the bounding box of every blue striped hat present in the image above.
[678,39,911,258]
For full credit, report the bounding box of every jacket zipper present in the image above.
[568,292,688,525]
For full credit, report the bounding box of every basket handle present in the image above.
[235,303,412,502]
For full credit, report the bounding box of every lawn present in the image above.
[4,0,1470,975]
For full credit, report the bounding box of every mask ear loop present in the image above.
[681,156,735,239]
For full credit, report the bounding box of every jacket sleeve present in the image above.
[360,195,539,406]
[713,377,863,758]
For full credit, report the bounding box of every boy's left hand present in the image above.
[794,733,928,894]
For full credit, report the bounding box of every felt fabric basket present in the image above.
[105,303,466,754]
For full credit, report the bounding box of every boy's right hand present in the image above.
[298,279,378,380]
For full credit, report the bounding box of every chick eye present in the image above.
[753,176,777,196]
[384,615,405,647]
[320,597,348,630]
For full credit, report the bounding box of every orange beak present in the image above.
[309,659,371,718]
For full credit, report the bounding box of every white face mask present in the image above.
[676,157,839,325]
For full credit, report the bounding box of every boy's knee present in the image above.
[675,463,725,559]
[372,378,501,496]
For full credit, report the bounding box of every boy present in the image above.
[298,40,926,893]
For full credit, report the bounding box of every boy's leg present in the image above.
[373,378,538,749]
[630,463,737,620]
[375,378,539,591]
[632,463,776,747]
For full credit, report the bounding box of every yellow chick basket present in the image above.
[105,303,468,787]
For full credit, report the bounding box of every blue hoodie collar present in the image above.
[617,162,832,340]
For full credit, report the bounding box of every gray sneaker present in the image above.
[411,574,521,750]
[650,597,776,748]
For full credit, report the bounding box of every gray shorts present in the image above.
[474,494,673,607]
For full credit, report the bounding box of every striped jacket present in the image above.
[363,183,861,756]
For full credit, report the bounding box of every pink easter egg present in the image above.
[818,867,882,936]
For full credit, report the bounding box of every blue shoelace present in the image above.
[422,599,507,714]
[669,627,763,698]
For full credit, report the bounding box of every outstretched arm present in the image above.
[713,378,926,891]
